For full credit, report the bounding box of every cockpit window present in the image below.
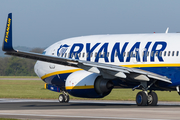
[42,51,46,54]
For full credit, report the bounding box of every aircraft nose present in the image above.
[34,61,42,78]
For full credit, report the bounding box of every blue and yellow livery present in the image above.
[3,13,180,106]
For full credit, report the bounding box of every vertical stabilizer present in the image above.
[2,13,14,51]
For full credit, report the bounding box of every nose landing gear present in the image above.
[58,92,70,103]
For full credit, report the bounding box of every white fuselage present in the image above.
[34,33,180,81]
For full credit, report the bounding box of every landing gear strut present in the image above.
[58,92,69,103]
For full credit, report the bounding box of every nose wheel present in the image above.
[58,93,69,103]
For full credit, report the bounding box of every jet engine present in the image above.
[65,70,113,98]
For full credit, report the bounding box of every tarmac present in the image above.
[0,99,180,120]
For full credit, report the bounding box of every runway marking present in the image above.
[0,113,167,120]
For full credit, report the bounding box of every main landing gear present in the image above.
[136,91,158,106]
[134,81,158,106]
[58,92,70,103]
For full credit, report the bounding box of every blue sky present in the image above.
[0,0,180,48]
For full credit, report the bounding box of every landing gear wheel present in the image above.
[136,91,148,106]
[58,94,69,103]
[148,92,158,106]
[64,94,69,103]
[58,94,65,103]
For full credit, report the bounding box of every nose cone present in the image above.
[34,61,39,77]
[34,61,42,78]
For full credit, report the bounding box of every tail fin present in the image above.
[2,13,14,51]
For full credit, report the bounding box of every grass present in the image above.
[0,79,180,101]
[0,76,38,78]
[0,118,19,120]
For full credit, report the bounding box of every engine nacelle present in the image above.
[65,70,113,98]
[94,76,114,96]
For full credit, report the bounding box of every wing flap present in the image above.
[77,61,171,83]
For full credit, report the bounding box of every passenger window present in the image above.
[134,52,136,57]
[102,52,105,57]
[64,53,67,58]
[159,51,162,57]
[115,51,118,57]
[71,53,73,58]
[177,51,179,56]
[123,52,126,57]
[91,53,93,57]
[172,51,174,56]
[82,53,85,58]
[130,52,133,57]
[75,53,77,58]
[155,51,158,56]
[164,51,166,56]
[107,52,109,57]
[168,51,171,56]
[151,51,154,57]
[147,51,149,56]
[127,52,129,57]
[99,52,101,57]
[95,52,97,57]
[142,51,144,57]
[143,51,149,57]
[79,53,81,58]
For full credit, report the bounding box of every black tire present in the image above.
[148,92,158,106]
[58,94,65,103]
[136,91,148,106]
[64,95,70,103]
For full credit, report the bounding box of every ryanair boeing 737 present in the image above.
[3,13,180,106]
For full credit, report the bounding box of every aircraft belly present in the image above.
[42,73,70,87]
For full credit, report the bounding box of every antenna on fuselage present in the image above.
[165,27,169,33]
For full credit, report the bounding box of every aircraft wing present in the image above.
[4,49,171,84]
[2,13,172,84]
[77,60,171,83]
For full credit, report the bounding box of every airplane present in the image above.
[2,13,180,106]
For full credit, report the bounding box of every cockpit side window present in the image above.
[42,51,46,54]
